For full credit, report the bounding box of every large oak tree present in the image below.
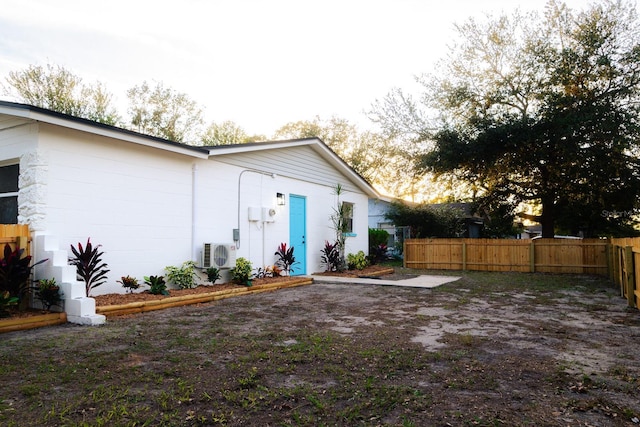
[373,0,640,237]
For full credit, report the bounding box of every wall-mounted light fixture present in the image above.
[276,192,285,206]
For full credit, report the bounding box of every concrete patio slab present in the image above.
[310,274,461,289]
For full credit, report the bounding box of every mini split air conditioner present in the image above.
[201,243,237,269]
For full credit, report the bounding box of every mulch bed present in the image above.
[1,308,59,320]
[95,266,397,307]
[93,276,304,307]
[3,266,398,319]
[312,264,394,278]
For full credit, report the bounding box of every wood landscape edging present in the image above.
[359,267,394,277]
[0,312,67,334]
[96,277,314,317]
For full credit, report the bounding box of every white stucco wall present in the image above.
[195,159,369,277]
[33,124,195,294]
[1,119,371,295]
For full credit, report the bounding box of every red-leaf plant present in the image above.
[274,243,297,276]
[69,238,110,297]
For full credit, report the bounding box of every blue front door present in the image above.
[289,195,307,275]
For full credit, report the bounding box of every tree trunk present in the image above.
[540,196,555,238]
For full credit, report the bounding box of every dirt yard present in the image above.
[1,270,639,426]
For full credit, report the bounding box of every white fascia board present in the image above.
[205,139,315,156]
[0,105,209,159]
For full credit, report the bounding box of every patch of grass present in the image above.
[1,270,637,426]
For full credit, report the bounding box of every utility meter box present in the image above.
[263,207,276,222]
[248,206,261,222]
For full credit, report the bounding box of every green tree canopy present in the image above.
[372,0,640,237]
[3,63,120,125]
[126,81,204,143]
[385,202,466,238]
[200,120,257,145]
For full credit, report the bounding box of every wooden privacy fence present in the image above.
[609,237,640,309]
[404,238,609,275]
[0,224,31,257]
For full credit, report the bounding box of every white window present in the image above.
[0,164,19,224]
[342,202,354,234]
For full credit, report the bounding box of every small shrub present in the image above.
[254,266,271,279]
[347,251,369,270]
[230,257,252,287]
[117,275,140,293]
[1,243,47,302]
[205,267,221,284]
[271,264,283,277]
[33,279,63,311]
[69,238,110,297]
[0,291,19,318]
[369,228,390,264]
[254,265,281,279]
[274,243,297,275]
[370,243,389,265]
[369,228,389,247]
[165,261,198,289]
[320,241,344,272]
[144,275,169,295]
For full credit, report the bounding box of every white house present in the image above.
[0,101,379,324]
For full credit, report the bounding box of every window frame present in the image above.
[342,201,355,236]
[0,162,19,224]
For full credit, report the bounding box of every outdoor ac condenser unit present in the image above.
[201,243,237,269]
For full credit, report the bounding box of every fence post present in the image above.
[625,246,636,308]
[403,240,407,268]
[462,241,467,271]
[529,240,535,273]
[618,246,625,297]
[607,241,613,282]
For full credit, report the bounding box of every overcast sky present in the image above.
[0,0,616,137]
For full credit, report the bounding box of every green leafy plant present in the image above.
[144,275,169,295]
[320,241,343,272]
[230,257,252,287]
[368,228,390,264]
[274,243,297,275]
[205,267,221,284]
[347,251,370,270]
[33,278,63,310]
[117,275,140,293]
[69,238,110,297]
[0,243,48,303]
[165,261,197,289]
[0,291,19,318]
[254,265,281,279]
[254,267,272,279]
[329,183,349,270]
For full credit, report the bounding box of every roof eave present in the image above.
[207,137,380,199]
[0,101,210,159]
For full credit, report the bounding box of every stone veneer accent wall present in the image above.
[17,149,48,232]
